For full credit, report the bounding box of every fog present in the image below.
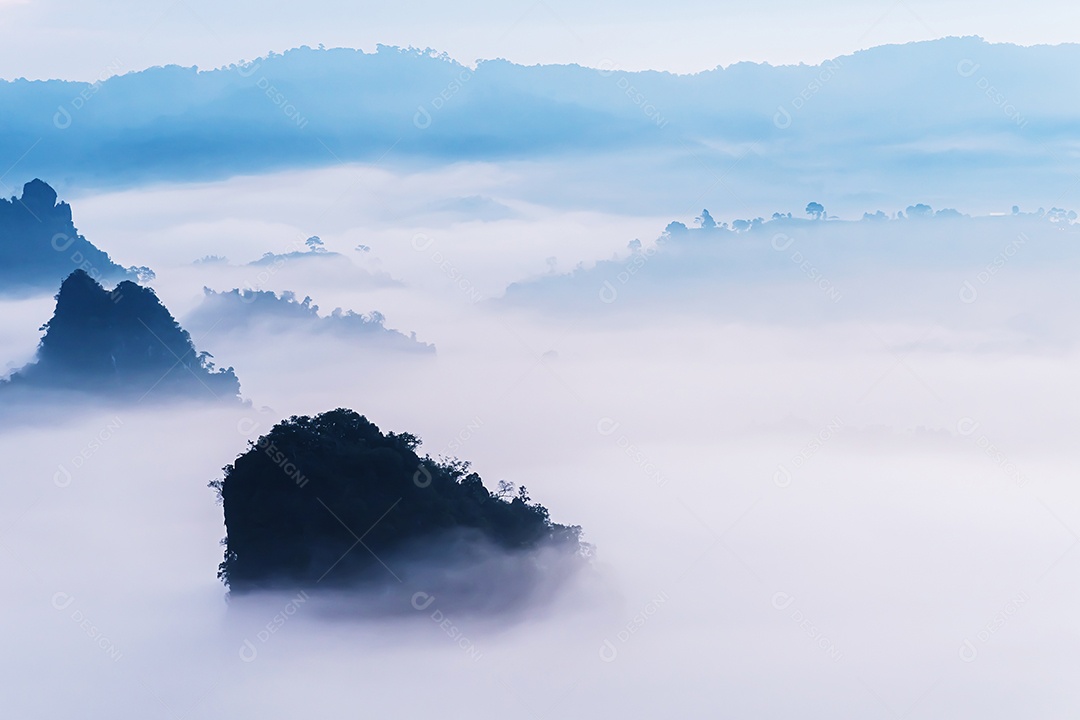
[2,164,1079,718]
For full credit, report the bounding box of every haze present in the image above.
[1,10,1079,718]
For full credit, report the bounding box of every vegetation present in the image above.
[187,288,434,352]
[0,179,151,291]
[213,409,586,592]
[2,269,240,400]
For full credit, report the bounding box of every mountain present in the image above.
[3,39,1080,211]
[2,270,240,401]
[213,409,586,603]
[500,207,1080,340]
[186,288,434,353]
[0,179,150,293]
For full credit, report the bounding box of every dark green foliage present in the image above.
[215,409,585,592]
[3,269,240,400]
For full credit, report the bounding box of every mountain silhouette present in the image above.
[0,179,151,293]
[1,39,1078,210]
[214,409,587,601]
[2,270,241,401]
[186,288,434,353]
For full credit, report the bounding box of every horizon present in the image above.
[0,34,1075,83]
[3,3,1080,717]
[4,0,1080,81]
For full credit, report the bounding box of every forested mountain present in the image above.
[214,409,586,594]
[0,179,149,293]
[3,270,240,401]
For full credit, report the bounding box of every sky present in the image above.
[2,3,1080,717]
[2,0,1080,80]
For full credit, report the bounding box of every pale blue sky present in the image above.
[0,0,1078,80]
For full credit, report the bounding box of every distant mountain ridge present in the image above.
[502,206,1080,329]
[2,38,1079,212]
[186,288,434,353]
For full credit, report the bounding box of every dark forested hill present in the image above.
[214,409,586,597]
[0,179,149,293]
[2,270,240,401]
